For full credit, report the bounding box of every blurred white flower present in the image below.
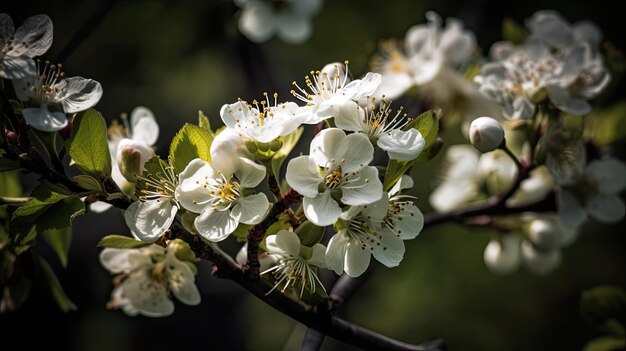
[262,230,326,296]
[558,158,626,229]
[235,0,323,44]
[220,95,302,143]
[13,61,102,132]
[291,62,381,124]
[484,235,521,275]
[371,11,476,100]
[0,13,52,79]
[476,11,609,119]
[100,240,200,317]
[430,145,553,211]
[285,128,382,226]
[334,100,425,161]
[520,240,561,276]
[176,157,269,242]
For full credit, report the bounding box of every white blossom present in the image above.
[99,240,201,317]
[235,0,323,44]
[262,230,326,296]
[291,62,382,124]
[371,11,476,100]
[0,14,52,79]
[220,95,302,143]
[558,159,626,229]
[13,61,102,132]
[285,128,383,226]
[334,100,425,161]
[483,235,522,275]
[475,11,609,119]
[175,156,270,242]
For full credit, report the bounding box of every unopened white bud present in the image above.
[469,117,505,153]
[521,240,561,275]
[483,235,521,275]
[527,218,562,250]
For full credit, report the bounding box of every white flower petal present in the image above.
[194,208,239,242]
[557,190,587,229]
[303,191,341,226]
[586,159,626,194]
[10,14,53,57]
[89,201,113,213]
[115,138,155,181]
[521,240,561,276]
[176,159,215,213]
[547,85,591,116]
[0,55,36,79]
[285,156,322,198]
[340,132,374,173]
[377,128,425,161]
[267,230,301,257]
[429,179,477,212]
[393,203,424,240]
[325,231,349,275]
[130,106,159,146]
[118,270,174,317]
[99,248,134,274]
[22,106,67,132]
[372,231,405,268]
[440,18,476,65]
[210,128,244,159]
[235,157,266,188]
[168,260,201,305]
[389,174,414,196]
[11,75,37,100]
[309,128,348,167]
[340,166,383,206]
[308,243,327,268]
[238,1,276,43]
[231,193,269,225]
[275,12,312,44]
[57,77,103,113]
[372,72,414,101]
[483,235,522,275]
[344,237,372,277]
[333,103,366,132]
[0,13,15,39]
[125,200,177,242]
[587,194,626,224]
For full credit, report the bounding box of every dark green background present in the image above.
[1,1,624,350]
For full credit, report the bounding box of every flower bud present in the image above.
[483,235,521,275]
[521,240,561,275]
[527,218,562,250]
[118,145,142,182]
[169,239,196,263]
[6,131,18,145]
[469,117,505,153]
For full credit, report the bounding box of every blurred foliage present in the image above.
[1,0,625,350]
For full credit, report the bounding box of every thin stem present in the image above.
[0,196,29,205]
[500,142,524,172]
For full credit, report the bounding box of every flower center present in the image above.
[262,255,325,297]
[364,100,411,137]
[347,218,388,252]
[324,165,343,189]
[290,61,350,104]
[208,172,241,210]
[31,60,66,104]
[136,159,178,202]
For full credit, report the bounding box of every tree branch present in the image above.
[172,225,445,351]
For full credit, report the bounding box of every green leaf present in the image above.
[502,17,528,45]
[98,234,152,249]
[295,220,324,246]
[10,185,84,254]
[73,175,103,192]
[0,157,21,172]
[169,123,214,174]
[404,109,439,150]
[271,127,304,181]
[198,110,215,136]
[583,336,626,351]
[581,286,626,332]
[66,109,112,177]
[41,227,72,267]
[232,223,251,243]
[34,254,77,312]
